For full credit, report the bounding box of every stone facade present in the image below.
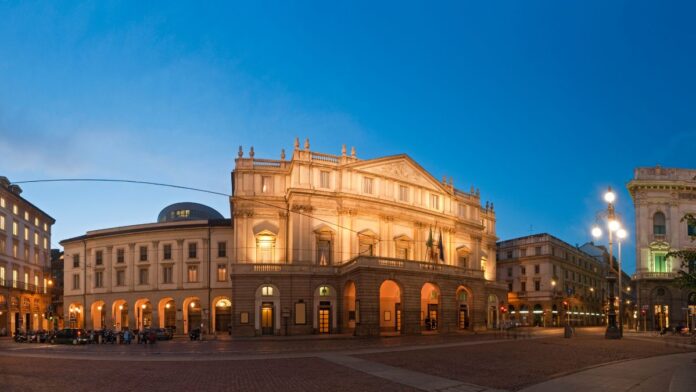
[497,234,607,327]
[628,165,696,331]
[62,140,506,336]
[0,177,55,335]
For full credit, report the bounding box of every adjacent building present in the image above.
[62,140,506,336]
[497,234,606,327]
[0,177,55,335]
[628,165,696,331]
[49,249,65,330]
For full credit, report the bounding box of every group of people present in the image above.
[120,329,157,344]
[85,328,158,344]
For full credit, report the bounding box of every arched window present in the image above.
[261,285,274,296]
[653,212,666,235]
[318,285,330,296]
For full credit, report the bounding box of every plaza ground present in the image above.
[1,327,694,392]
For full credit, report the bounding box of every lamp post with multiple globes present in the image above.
[591,187,622,339]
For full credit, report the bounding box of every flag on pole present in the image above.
[438,228,445,262]
[426,227,433,260]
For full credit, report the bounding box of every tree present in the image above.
[666,213,696,290]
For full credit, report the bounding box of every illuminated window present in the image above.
[0,197,4,208]
[0,266,4,285]
[12,221,18,236]
[172,209,190,219]
[261,285,274,296]
[217,264,227,282]
[13,204,18,215]
[363,177,374,194]
[256,234,275,262]
[23,227,28,241]
[320,171,330,189]
[34,274,38,289]
[0,214,4,230]
[43,222,48,231]
[261,176,272,193]
[13,244,18,258]
[34,217,39,226]
[399,185,409,202]
[43,237,48,249]
[654,253,667,272]
[34,232,39,246]
[12,270,18,288]
[187,265,198,282]
[24,211,29,221]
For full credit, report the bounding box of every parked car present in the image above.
[155,328,172,340]
[49,328,89,345]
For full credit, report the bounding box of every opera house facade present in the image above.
[62,139,505,336]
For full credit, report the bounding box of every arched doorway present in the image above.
[112,300,128,330]
[533,304,543,326]
[421,282,439,331]
[158,298,176,330]
[314,284,337,334]
[379,280,401,333]
[68,303,83,329]
[90,301,106,330]
[183,297,202,334]
[343,281,357,331]
[214,298,232,333]
[134,299,153,330]
[487,295,499,329]
[456,286,472,330]
[651,287,671,331]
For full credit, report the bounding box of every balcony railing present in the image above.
[632,272,677,280]
[230,256,485,279]
[0,279,47,294]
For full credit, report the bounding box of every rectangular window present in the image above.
[187,265,198,282]
[0,197,4,208]
[507,267,512,277]
[43,237,48,249]
[73,254,80,268]
[13,244,18,258]
[12,270,17,288]
[43,222,48,231]
[430,194,440,209]
[688,223,696,237]
[535,246,542,256]
[139,246,148,262]
[521,266,526,275]
[72,273,80,290]
[24,211,29,221]
[188,243,197,259]
[13,221,18,236]
[24,227,29,241]
[320,171,330,189]
[34,275,38,289]
[95,271,103,288]
[363,177,374,194]
[506,251,512,259]
[163,266,173,284]
[117,249,125,263]
[521,281,526,292]
[520,248,526,257]
[95,250,103,265]
[261,176,273,193]
[217,264,227,282]
[553,265,557,275]
[458,203,465,217]
[116,270,125,286]
[218,242,227,258]
[34,217,39,226]
[24,272,28,289]
[508,282,513,292]
[139,268,149,285]
[317,240,332,265]
[534,264,540,274]
[0,215,4,230]
[163,244,172,260]
[654,254,667,272]
[0,267,4,286]
[13,204,18,214]
[34,232,39,245]
[399,185,409,202]
[534,281,540,291]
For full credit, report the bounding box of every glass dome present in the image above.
[157,202,224,223]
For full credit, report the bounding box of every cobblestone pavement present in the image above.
[1,327,693,392]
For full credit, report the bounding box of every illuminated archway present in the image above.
[112,299,128,330]
[213,296,232,333]
[456,286,473,330]
[343,281,357,331]
[158,297,176,330]
[421,282,440,330]
[379,280,401,333]
[90,300,106,330]
[182,297,202,334]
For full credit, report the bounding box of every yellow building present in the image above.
[62,140,505,336]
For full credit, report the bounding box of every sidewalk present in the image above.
[520,351,696,392]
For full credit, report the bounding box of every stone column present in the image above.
[402,283,422,335]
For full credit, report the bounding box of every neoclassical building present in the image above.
[497,234,607,327]
[62,140,505,336]
[0,177,55,334]
[628,165,696,331]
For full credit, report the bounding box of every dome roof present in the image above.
[157,202,224,223]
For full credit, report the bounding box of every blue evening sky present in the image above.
[1,1,695,274]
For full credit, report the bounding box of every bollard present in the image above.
[564,324,573,338]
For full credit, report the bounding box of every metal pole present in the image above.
[618,240,623,337]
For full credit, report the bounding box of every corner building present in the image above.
[628,166,696,331]
[0,177,55,334]
[62,140,505,336]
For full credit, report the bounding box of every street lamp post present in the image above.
[591,186,622,340]
[617,228,627,337]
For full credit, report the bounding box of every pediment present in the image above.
[350,155,447,192]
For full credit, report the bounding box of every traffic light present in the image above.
[562,301,569,310]
[499,305,507,314]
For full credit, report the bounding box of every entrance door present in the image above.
[459,305,469,329]
[395,303,401,332]
[428,304,438,330]
[261,303,274,335]
[318,307,330,334]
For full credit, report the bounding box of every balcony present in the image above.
[229,256,485,279]
[632,272,677,280]
[0,279,47,294]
